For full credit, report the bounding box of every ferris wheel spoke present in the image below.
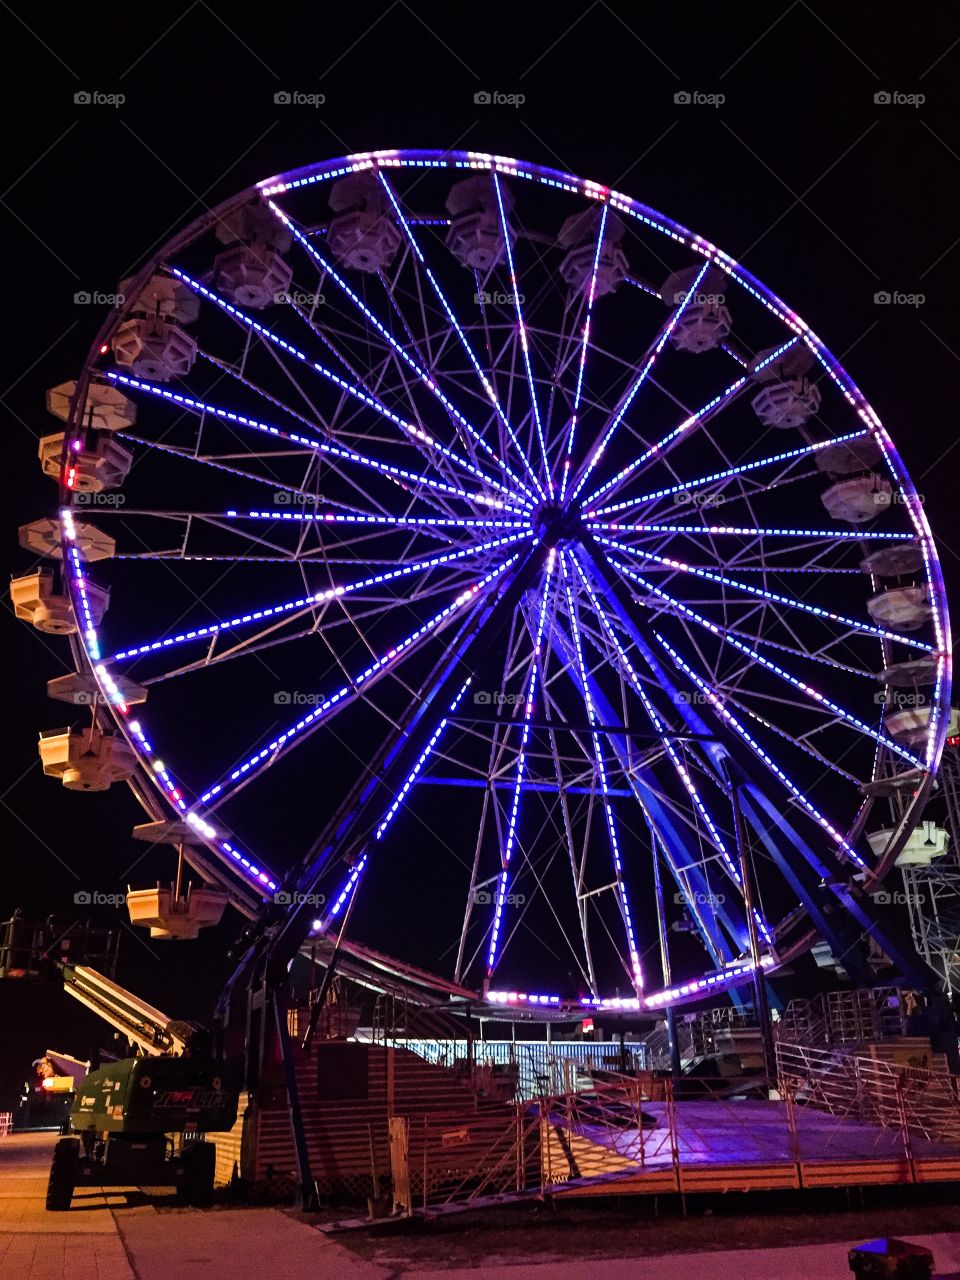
[619,564,924,770]
[194,349,466,520]
[558,204,608,503]
[579,336,800,513]
[491,172,552,497]
[377,173,546,503]
[603,540,936,654]
[580,377,750,514]
[560,552,644,992]
[652,629,869,870]
[485,550,556,978]
[108,530,532,665]
[572,561,734,874]
[321,676,475,933]
[166,267,528,509]
[568,261,713,505]
[194,550,525,809]
[588,427,874,518]
[602,566,874,678]
[265,201,536,505]
[588,520,911,543]
[104,371,523,517]
[571,556,774,948]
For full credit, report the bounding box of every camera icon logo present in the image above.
[473,889,492,904]
[873,890,891,905]
[274,691,292,705]
[274,91,292,105]
[74,891,91,904]
[874,91,892,105]
[473,690,492,705]
[874,291,892,305]
[674,91,691,105]
[474,90,491,105]
[74,91,92,105]
[274,891,292,905]
[74,291,92,304]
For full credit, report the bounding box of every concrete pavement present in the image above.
[2,1131,960,1278]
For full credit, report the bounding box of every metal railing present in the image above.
[379,1038,647,1101]
[385,1047,960,1217]
[776,1039,960,1147]
[779,987,908,1048]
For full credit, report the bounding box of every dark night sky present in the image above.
[2,3,960,1072]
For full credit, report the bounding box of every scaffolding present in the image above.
[901,735,960,993]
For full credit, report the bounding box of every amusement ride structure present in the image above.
[12,152,957,1147]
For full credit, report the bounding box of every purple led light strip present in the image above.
[586,428,872,517]
[572,555,775,949]
[264,202,538,506]
[323,678,475,928]
[166,267,529,510]
[621,567,925,772]
[560,551,643,991]
[559,204,608,502]
[568,260,711,505]
[486,549,556,976]
[59,513,282,899]
[579,378,749,513]
[588,521,911,541]
[110,531,532,663]
[653,632,867,869]
[579,336,798,513]
[377,172,546,502]
[196,552,523,806]
[484,955,775,1012]
[602,539,935,654]
[491,171,553,498]
[104,372,522,513]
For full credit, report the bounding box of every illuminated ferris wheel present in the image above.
[18,149,951,1014]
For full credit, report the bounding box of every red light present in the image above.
[581,1017,595,1034]
[100,343,110,354]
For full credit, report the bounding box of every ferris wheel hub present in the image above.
[532,502,582,548]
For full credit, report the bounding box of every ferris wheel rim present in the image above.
[53,147,952,1010]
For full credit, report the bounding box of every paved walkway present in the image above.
[2,1132,959,1279]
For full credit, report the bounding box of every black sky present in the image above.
[3,3,960,1064]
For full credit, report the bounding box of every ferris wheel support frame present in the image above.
[45,148,949,1040]
[577,535,935,992]
[216,539,549,1081]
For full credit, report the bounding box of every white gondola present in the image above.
[557,208,628,296]
[661,265,731,352]
[46,381,136,432]
[814,436,882,475]
[750,343,821,428]
[820,475,892,523]
[18,518,115,562]
[867,821,950,866]
[327,172,402,272]
[38,433,132,492]
[46,671,146,707]
[445,175,514,270]
[126,885,229,940]
[867,586,930,631]
[11,569,108,635]
[213,244,292,309]
[38,726,135,791]
[861,543,925,577]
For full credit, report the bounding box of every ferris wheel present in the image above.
[17,149,951,1015]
